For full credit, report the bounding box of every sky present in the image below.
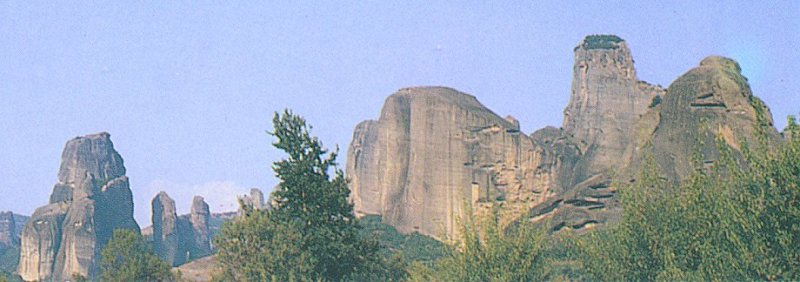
[1,1,798,225]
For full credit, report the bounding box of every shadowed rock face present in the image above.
[0,212,17,249]
[189,196,211,259]
[153,192,181,266]
[18,133,140,281]
[151,192,211,267]
[644,56,779,182]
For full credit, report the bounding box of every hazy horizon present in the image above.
[1,2,798,225]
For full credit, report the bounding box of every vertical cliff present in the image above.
[0,212,17,249]
[18,133,140,281]
[151,192,212,267]
[563,35,665,182]
[153,192,181,266]
[347,87,563,239]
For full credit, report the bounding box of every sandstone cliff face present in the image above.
[642,56,779,182]
[18,132,140,281]
[151,192,212,267]
[346,35,781,239]
[347,87,565,239]
[563,35,665,182]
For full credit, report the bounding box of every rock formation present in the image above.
[188,196,211,259]
[347,35,781,239]
[237,188,268,215]
[18,132,140,281]
[0,212,17,249]
[151,192,211,267]
[563,35,665,182]
[347,86,565,239]
[640,56,779,182]
[152,192,181,266]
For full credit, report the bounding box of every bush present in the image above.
[408,209,547,282]
[100,229,173,282]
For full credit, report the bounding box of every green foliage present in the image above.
[100,229,173,282]
[408,209,547,282]
[0,247,19,274]
[578,116,800,280]
[579,34,624,50]
[358,215,447,264]
[215,110,381,281]
[648,95,662,108]
[214,204,313,281]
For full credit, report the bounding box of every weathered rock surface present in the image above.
[347,87,565,239]
[188,196,211,259]
[18,132,140,281]
[641,56,779,182]
[347,35,781,239]
[563,34,665,182]
[151,192,212,267]
[0,212,17,249]
[153,192,181,266]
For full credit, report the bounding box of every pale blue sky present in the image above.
[1,2,798,224]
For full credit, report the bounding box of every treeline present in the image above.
[118,111,798,281]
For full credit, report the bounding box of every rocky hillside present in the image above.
[17,133,140,281]
[347,35,779,239]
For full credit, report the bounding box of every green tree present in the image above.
[579,116,800,280]
[215,110,380,281]
[100,229,173,282]
[408,209,547,282]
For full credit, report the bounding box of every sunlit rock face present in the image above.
[18,132,140,281]
[347,87,567,239]
[346,35,781,239]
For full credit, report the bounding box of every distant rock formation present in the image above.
[347,35,781,239]
[18,132,140,281]
[151,192,211,267]
[0,212,17,249]
[237,188,268,215]
[152,192,181,266]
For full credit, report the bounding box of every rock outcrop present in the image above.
[347,87,565,239]
[641,56,779,182]
[151,192,212,267]
[563,34,665,183]
[152,192,181,266]
[237,188,268,215]
[0,212,17,249]
[188,196,211,259]
[18,132,140,281]
[346,35,781,239]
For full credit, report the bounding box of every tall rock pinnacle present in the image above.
[563,35,664,181]
[151,192,212,267]
[152,191,181,266]
[18,132,140,281]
